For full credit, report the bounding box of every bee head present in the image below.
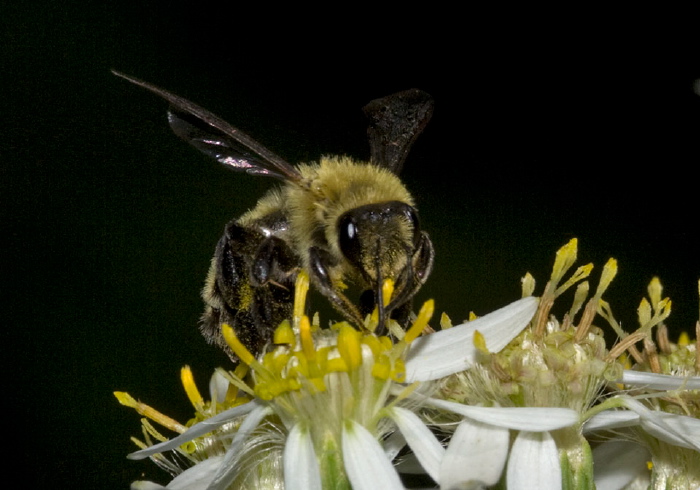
[337,201,422,285]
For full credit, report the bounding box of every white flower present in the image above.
[124,292,540,490]
[405,296,539,382]
[420,397,579,489]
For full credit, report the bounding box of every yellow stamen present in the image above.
[551,238,578,284]
[569,280,590,318]
[222,324,255,366]
[554,263,593,297]
[595,258,618,297]
[369,279,396,328]
[521,272,536,297]
[294,271,310,329]
[299,315,316,362]
[404,299,434,344]
[638,298,652,327]
[180,366,204,410]
[338,324,362,370]
[382,279,395,307]
[648,277,663,307]
[473,329,489,354]
[274,320,296,345]
[440,312,453,329]
[114,391,186,433]
[372,355,391,379]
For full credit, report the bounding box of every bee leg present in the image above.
[251,236,298,288]
[201,222,295,360]
[413,232,435,285]
[386,232,435,324]
[309,246,366,328]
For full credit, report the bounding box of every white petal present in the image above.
[207,403,274,490]
[643,412,700,451]
[619,397,700,451]
[166,455,224,490]
[342,420,403,490]
[424,398,578,431]
[592,441,650,490]
[441,419,508,488]
[506,431,561,490]
[209,370,230,404]
[387,407,444,483]
[127,400,261,459]
[131,482,166,490]
[405,296,538,381]
[582,410,640,433]
[620,370,700,390]
[284,423,322,490]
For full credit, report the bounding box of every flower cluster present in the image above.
[117,239,700,489]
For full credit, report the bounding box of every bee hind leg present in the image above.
[201,221,297,360]
[251,236,299,289]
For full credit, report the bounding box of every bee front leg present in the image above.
[385,232,435,329]
[308,247,366,329]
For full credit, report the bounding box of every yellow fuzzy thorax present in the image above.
[287,156,415,265]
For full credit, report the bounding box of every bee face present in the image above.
[114,70,435,358]
[337,200,421,283]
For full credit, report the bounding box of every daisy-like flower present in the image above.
[118,271,540,489]
[584,279,700,489]
[425,239,625,489]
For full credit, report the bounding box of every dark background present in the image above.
[4,3,699,488]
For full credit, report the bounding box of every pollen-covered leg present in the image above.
[200,220,297,360]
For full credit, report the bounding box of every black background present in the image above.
[4,3,700,488]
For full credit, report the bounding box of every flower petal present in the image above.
[342,419,403,490]
[131,455,226,489]
[405,296,538,381]
[209,370,230,404]
[166,455,224,490]
[592,441,649,490]
[387,406,444,483]
[127,400,261,460]
[621,370,700,390]
[441,419,508,488]
[206,403,273,490]
[284,423,322,490]
[619,397,700,451]
[583,410,640,433]
[131,482,166,490]
[506,431,561,490]
[424,398,578,431]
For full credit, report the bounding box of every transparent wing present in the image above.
[112,70,303,182]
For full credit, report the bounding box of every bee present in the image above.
[113,71,435,359]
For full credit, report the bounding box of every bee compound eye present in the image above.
[338,213,362,262]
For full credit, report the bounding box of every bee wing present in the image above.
[112,70,303,183]
[363,88,434,175]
